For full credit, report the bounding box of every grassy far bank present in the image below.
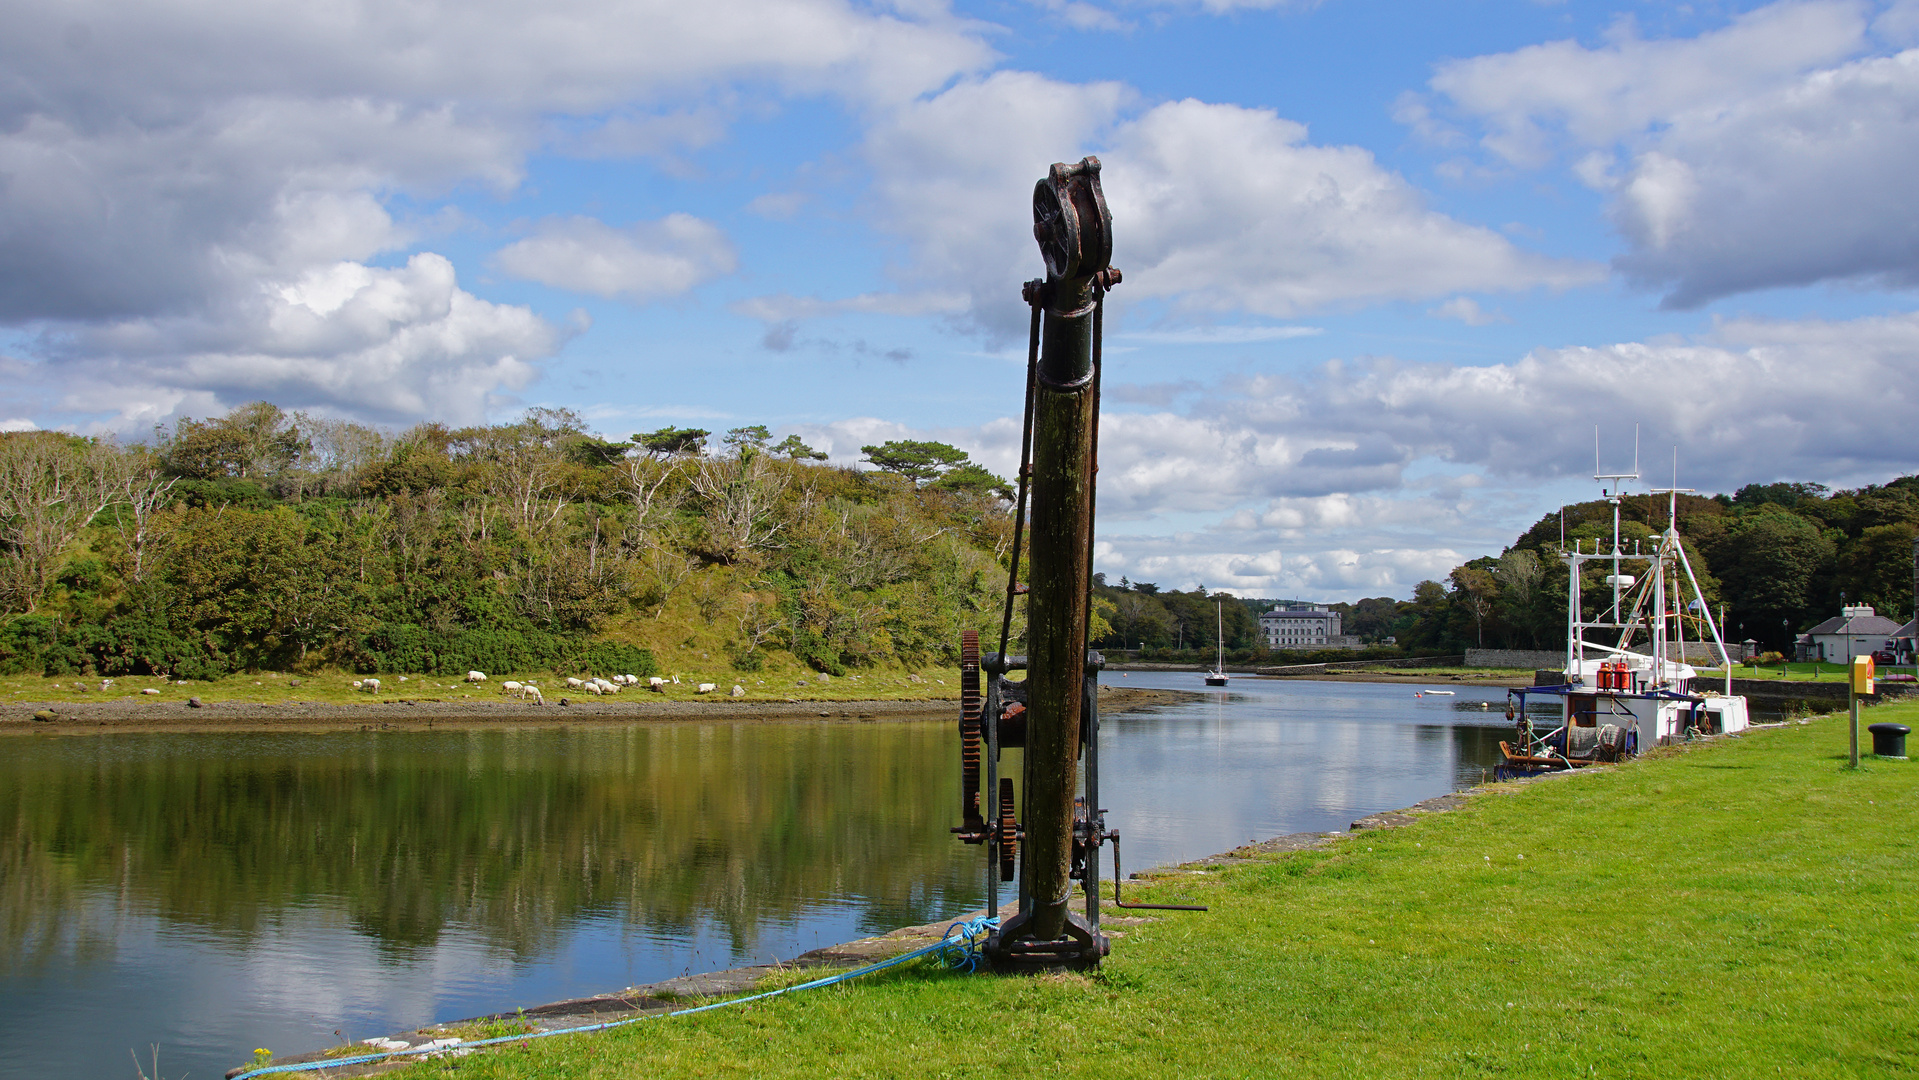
[1736,661,1919,684]
[390,704,1917,1080]
[0,662,965,707]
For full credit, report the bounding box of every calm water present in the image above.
[0,676,1515,1079]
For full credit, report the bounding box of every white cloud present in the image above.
[1609,49,1919,304]
[833,306,1919,597]
[1426,297,1509,325]
[861,71,1134,338]
[1425,1,1869,167]
[38,254,559,429]
[494,215,738,301]
[1420,1,1919,305]
[730,290,971,323]
[858,74,1599,339]
[1117,325,1323,344]
[0,0,996,416]
[1104,99,1602,316]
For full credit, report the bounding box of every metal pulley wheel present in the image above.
[1031,157,1112,283]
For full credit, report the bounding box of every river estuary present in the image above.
[1,675,1524,1078]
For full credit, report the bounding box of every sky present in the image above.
[4,0,1918,602]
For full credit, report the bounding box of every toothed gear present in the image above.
[998,777,1018,882]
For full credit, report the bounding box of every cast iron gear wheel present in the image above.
[998,776,1018,882]
[960,631,983,825]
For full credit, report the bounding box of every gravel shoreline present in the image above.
[0,684,1186,733]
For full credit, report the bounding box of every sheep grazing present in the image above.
[523,686,544,705]
[502,680,523,693]
[362,678,381,693]
[648,676,666,692]
[565,677,585,689]
[466,671,487,683]
[620,674,638,685]
[696,683,718,694]
[597,678,619,694]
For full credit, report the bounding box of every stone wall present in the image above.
[1465,649,1565,670]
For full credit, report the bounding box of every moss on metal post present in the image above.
[1021,275,1098,942]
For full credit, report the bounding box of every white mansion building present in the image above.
[1259,603,1363,650]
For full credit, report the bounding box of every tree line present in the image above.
[0,403,1020,679]
[1393,477,1918,655]
[1084,475,1916,663]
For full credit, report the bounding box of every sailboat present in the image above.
[1204,600,1229,686]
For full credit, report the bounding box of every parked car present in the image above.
[1871,649,1897,665]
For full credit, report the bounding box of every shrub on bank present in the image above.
[359,624,658,678]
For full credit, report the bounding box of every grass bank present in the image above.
[0,664,965,709]
[393,704,1918,1079]
[1737,661,1918,684]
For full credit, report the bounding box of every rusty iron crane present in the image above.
[953,157,1200,974]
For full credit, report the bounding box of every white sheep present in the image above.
[352,680,364,690]
[141,688,161,695]
[696,682,718,694]
[523,686,544,705]
[649,676,666,692]
[502,680,523,693]
[362,678,381,693]
[621,674,638,685]
[598,678,619,694]
[466,671,487,683]
[565,677,585,689]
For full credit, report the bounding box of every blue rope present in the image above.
[939,914,999,973]
[228,917,1000,1079]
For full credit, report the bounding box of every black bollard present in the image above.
[1867,722,1910,759]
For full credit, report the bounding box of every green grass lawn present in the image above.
[1739,661,1917,684]
[386,703,1919,1079]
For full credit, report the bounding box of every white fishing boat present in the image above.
[1499,445,1749,778]
[1204,600,1228,686]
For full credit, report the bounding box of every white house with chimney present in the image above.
[1797,605,1905,663]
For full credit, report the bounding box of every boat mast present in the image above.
[1573,426,1641,682]
[1215,599,1224,674]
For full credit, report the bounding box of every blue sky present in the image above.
[4,0,1917,600]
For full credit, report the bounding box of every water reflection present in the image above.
[2,679,1512,1078]
[1093,674,1513,870]
[0,723,998,1078]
